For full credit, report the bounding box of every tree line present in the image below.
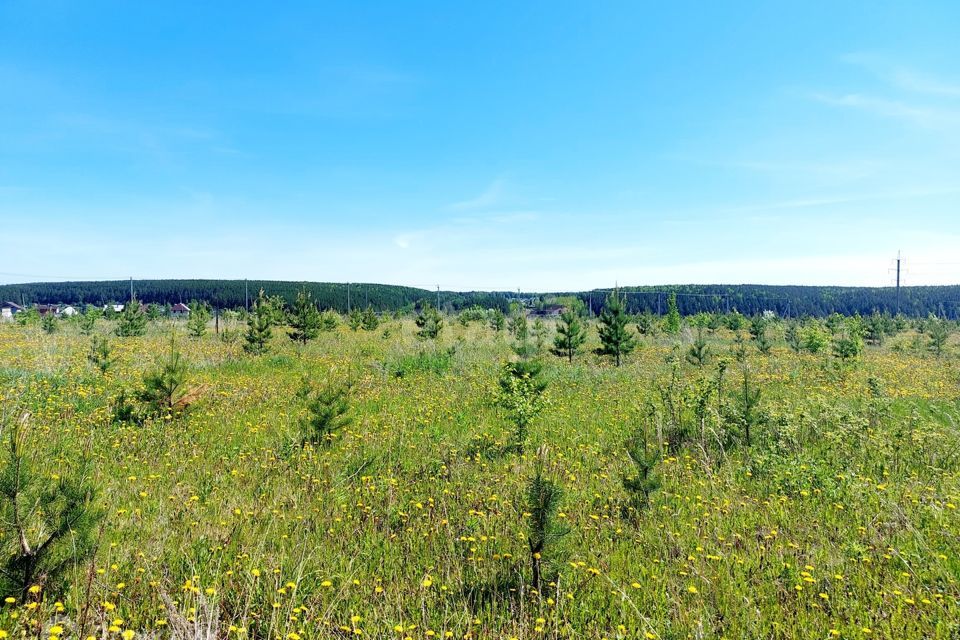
[4,279,960,318]
[573,284,960,318]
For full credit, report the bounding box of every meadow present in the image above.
[0,310,958,639]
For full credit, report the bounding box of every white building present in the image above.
[1,301,25,320]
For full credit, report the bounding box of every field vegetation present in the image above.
[0,299,958,639]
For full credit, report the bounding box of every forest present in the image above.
[2,279,960,317]
[0,292,957,638]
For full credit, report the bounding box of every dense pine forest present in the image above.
[2,279,960,317]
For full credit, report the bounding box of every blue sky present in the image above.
[2,1,959,290]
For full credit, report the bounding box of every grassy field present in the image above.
[0,315,958,639]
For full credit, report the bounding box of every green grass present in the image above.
[0,317,957,639]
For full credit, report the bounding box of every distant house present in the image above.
[35,304,59,317]
[1,301,24,320]
[529,304,566,318]
[60,306,78,317]
[104,304,125,313]
[170,303,191,318]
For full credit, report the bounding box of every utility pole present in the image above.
[436,285,440,310]
[896,251,901,315]
[129,277,133,302]
[245,279,249,312]
[215,307,220,335]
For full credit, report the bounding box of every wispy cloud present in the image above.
[841,53,960,97]
[810,55,960,134]
[810,92,960,129]
[889,68,960,97]
[718,186,960,215]
[675,155,883,181]
[392,208,539,250]
[450,178,507,210]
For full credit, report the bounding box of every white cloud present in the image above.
[450,178,507,210]
[811,92,960,130]
[841,53,960,97]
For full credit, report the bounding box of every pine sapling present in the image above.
[526,450,565,592]
[685,327,711,367]
[243,291,274,355]
[552,308,586,363]
[301,382,352,446]
[287,289,322,345]
[187,305,211,338]
[87,335,114,375]
[497,360,547,454]
[0,411,100,601]
[622,422,661,521]
[41,314,57,335]
[597,290,636,366]
[115,297,147,337]
[737,366,762,447]
[415,304,443,340]
[361,306,379,331]
[928,318,949,357]
[78,311,97,336]
[138,339,190,417]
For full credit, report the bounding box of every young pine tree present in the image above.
[737,366,762,447]
[784,322,802,353]
[347,307,363,331]
[832,317,865,362]
[664,292,681,335]
[928,317,949,357]
[138,340,190,417]
[87,335,114,375]
[78,309,98,336]
[319,310,339,332]
[115,298,147,337]
[750,316,773,355]
[300,382,352,446]
[531,319,549,356]
[510,313,536,359]
[186,304,211,338]
[415,304,443,340]
[40,314,57,335]
[361,306,380,331]
[755,329,773,355]
[525,451,565,592]
[497,360,548,454]
[243,291,274,355]
[685,327,711,367]
[552,308,586,363]
[597,290,636,367]
[621,422,661,521]
[0,412,100,601]
[489,308,506,333]
[287,289,322,345]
